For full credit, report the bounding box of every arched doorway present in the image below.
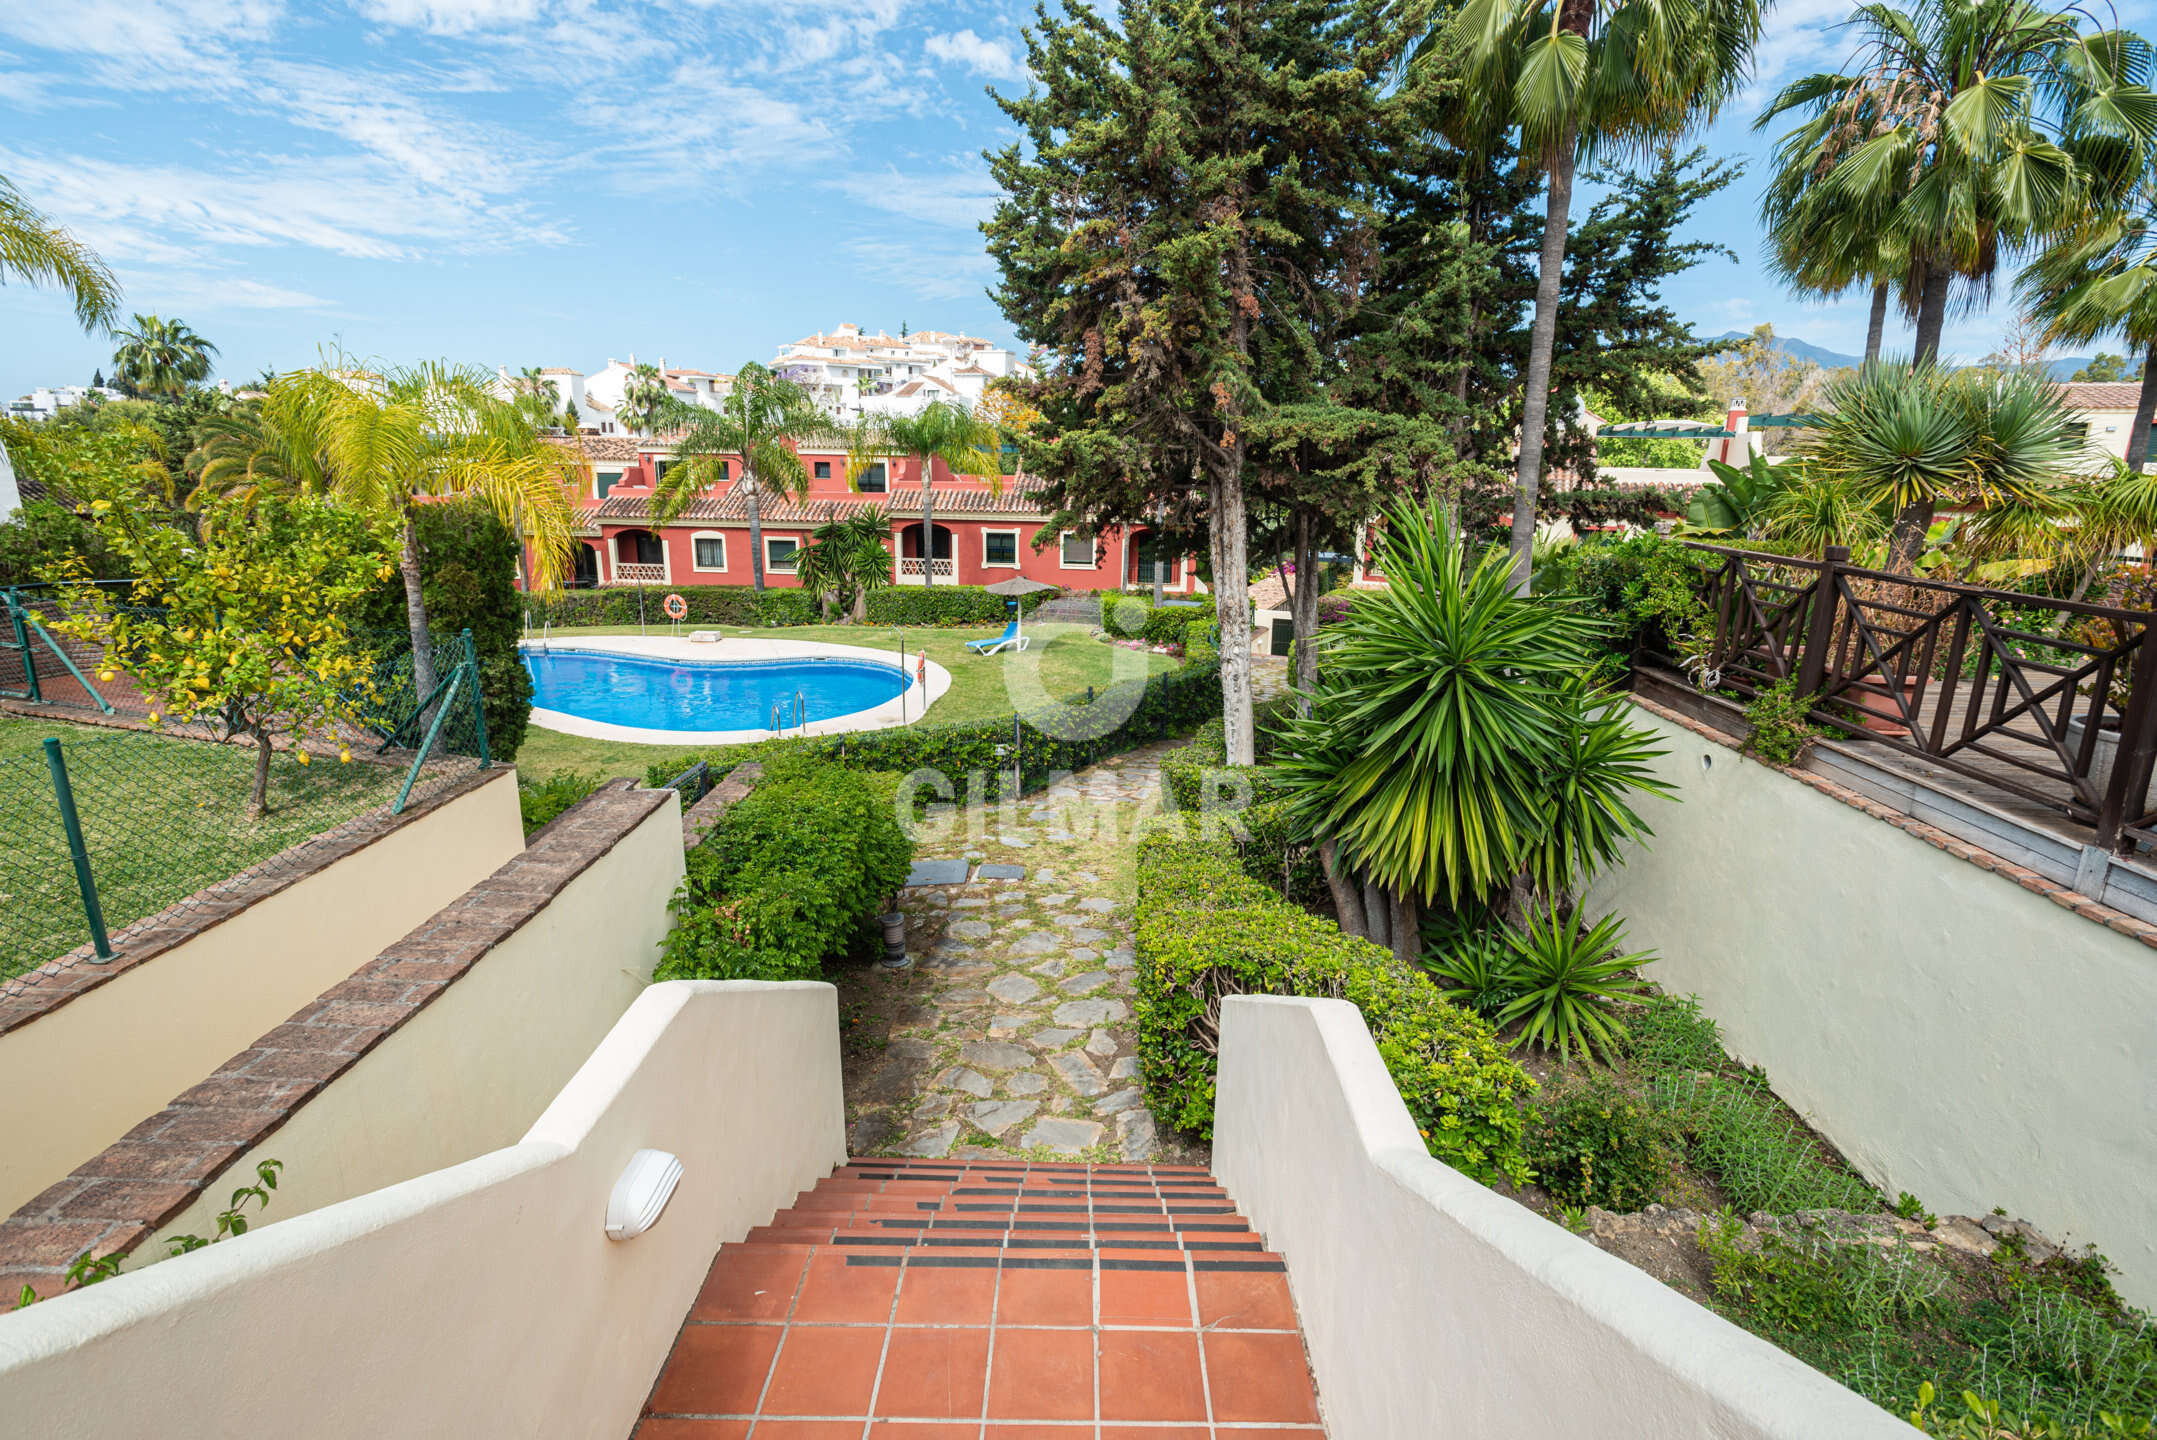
[611,529,665,583]
[898,522,954,581]
[1130,532,1178,588]
[572,542,600,588]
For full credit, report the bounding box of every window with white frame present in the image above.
[983,529,1019,567]
[1059,531,1096,569]
[692,533,727,570]
[765,536,800,572]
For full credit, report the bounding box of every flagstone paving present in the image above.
[835,738,1203,1167]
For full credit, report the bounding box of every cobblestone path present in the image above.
[838,739,1205,1167]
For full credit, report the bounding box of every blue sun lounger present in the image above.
[966,619,1029,656]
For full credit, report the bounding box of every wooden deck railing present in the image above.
[1658,543,2157,852]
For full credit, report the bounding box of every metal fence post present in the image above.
[6,590,42,704]
[42,738,113,961]
[462,629,491,769]
[1791,545,1849,700]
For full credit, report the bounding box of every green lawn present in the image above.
[513,621,1180,782]
[0,714,411,979]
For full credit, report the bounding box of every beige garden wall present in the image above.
[1588,706,2157,1307]
[0,771,523,1219]
[1214,996,1907,1439]
[0,981,848,1439]
[141,791,684,1249]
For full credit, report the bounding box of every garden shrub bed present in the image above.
[655,751,912,982]
[641,660,1224,801]
[1132,825,1535,1186]
[863,585,1055,627]
[523,585,821,629]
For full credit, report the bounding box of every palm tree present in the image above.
[507,366,561,430]
[254,359,579,696]
[111,314,219,400]
[844,401,1003,589]
[1437,0,1766,592]
[1756,80,1911,363]
[1756,1,2154,367]
[185,401,329,508]
[799,505,895,620]
[1,174,120,333]
[1798,361,2088,571]
[617,362,669,434]
[653,362,838,592]
[2018,174,2157,468]
[1270,492,1669,962]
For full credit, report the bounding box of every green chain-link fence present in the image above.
[0,604,492,990]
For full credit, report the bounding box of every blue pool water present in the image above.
[523,648,912,732]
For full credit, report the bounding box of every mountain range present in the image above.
[1705,329,2105,381]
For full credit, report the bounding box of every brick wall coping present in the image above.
[0,768,506,1039]
[0,780,671,1299]
[681,761,764,847]
[1628,692,2157,954]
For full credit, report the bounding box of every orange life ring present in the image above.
[663,593,688,620]
[916,651,927,685]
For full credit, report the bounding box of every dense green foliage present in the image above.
[1741,680,1818,766]
[523,585,821,629]
[644,660,1225,801]
[656,753,913,982]
[865,585,1053,627]
[1627,994,1882,1214]
[361,498,533,761]
[517,770,599,836]
[1273,496,1669,910]
[1525,1073,1678,1211]
[1532,532,1717,672]
[1133,827,1534,1185]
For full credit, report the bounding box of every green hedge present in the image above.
[865,585,1056,627]
[642,660,1226,800]
[1134,828,1534,1185]
[522,586,819,629]
[655,753,914,981]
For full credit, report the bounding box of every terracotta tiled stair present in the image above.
[637,1158,1325,1438]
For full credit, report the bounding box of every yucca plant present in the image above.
[1497,908,1656,1064]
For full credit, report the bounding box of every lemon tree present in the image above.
[45,490,396,816]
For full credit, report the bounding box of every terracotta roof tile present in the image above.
[2055,382,2143,411]
[594,478,1050,526]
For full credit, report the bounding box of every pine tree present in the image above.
[988,0,1393,765]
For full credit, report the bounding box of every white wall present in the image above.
[1214,995,1907,1440]
[142,791,684,1248]
[0,772,524,1219]
[0,981,848,1440]
[1588,707,2157,1306]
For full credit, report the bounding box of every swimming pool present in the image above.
[523,647,914,735]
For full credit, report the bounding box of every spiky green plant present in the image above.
[1497,908,1655,1063]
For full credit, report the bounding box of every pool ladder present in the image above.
[769,690,806,736]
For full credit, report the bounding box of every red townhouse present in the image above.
[543,435,1203,596]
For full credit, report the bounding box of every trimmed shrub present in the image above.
[1524,1073,1678,1210]
[362,498,536,760]
[1134,828,1534,1185]
[1103,594,1155,639]
[643,661,1226,800]
[865,585,1055,627]
[523,585,818,629]
[655,753,914,982]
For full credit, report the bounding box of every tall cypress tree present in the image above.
[987,0,1391,765]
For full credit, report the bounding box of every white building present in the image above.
[499,359,734,436]
[771,323,1029,417]
[5,385,125,421]
[2054,382,2147,465]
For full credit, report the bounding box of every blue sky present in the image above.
[3,0,2151,401]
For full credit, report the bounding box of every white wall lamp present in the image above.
[605,1149,683,1240]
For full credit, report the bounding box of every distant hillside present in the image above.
[1705,329,2099,380]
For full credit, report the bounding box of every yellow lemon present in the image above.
[97,669,115,682]
[296,751,311,766]
[147,711,161,723]
[339,750,352,764]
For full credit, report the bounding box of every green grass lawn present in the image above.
[0,714,411,979]
[513,621,1180,782]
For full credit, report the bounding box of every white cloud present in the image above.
[348,0,559,33]
[832,165,1002,229]
[118,271,331,311]
[845,236,994,302]
[925,28,1025,81]
[0,1,282,88]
